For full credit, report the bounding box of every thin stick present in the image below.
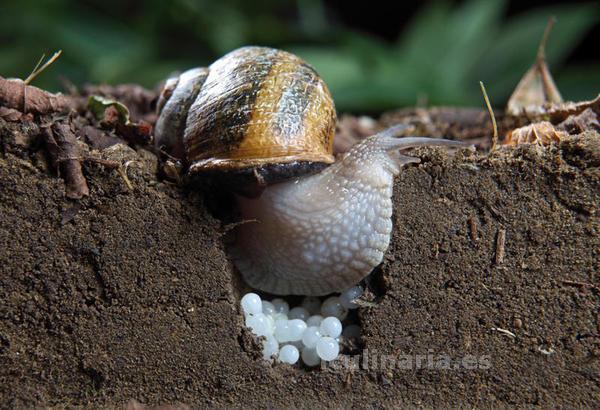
[537,17,556,62]
[479,81,498,151]
[491,327,516,338]
[24,50,63,85]
[495,228,506,265]
[26,53,46,83]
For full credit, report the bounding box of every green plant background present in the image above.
[0,0,598,112]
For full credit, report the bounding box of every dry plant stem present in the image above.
[495,228,506,265]
[536,18,560,102]
[479,81,498,151]
[468,216,479,242]
[537,18,555,64]
[23,50,63,85]
[42,122,89,199]
[0,76,76,114]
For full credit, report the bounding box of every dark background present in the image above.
[0,0,598,112]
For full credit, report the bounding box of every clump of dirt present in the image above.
[0,108,599,408]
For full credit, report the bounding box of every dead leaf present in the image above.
[507,18,563,117]
[505,121,567,146]
[87,95,153,146]
[556,108,600,134]
[544,95,600,123]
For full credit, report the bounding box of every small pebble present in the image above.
[288,306,310,321]
[279,345,300,364]
[316,336,339,361]
[340,286,363,309]
[302,326,322,349]
[271,298,290,315]
[241,293,262,316]
[301,296,322,315]
[320,317,342,338]
[321,296,348,320]
[301,347,321,367]
[306,315,323,327]
[513,318,523,329]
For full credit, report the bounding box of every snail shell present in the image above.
[155,46,336,187]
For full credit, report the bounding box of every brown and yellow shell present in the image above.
[156,46,336,185]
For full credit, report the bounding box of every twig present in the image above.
[491,327,516,338]
[25,53,46,84]
[537,18,558,101]
[479,81,498,151]
[468,216,479,242]
[24,50,63,85]
[0,76,77,114]
[538,346,555,355]
[42,121,89,199]
[536,17,556,63]
[118,162,134,190]
[495,228,506,265]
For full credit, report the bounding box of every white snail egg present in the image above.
[320,317,342,338]
[316,336,339,361]
[302,326,321,349]
[273,312,288,322]
[287,319,307,341]
[262,335,279,360]
[301,347,321,367]
[262,300,276,316]
[306,315,324,327]
[245,313,272,337]
[320,296,348,320]
[240,292,360,366]
[301,296,322,315]
[241,293,262,316]
[271,298,290,315]
[274,319,290,343]
[278,345,300,364]
[290,340,304,350]
[340,286,363,309]
[288,306,310,321]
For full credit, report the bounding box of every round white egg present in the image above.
[316,336,339,361]
[241,293,262,316]
[279,345,300,364]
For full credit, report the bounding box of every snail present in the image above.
[155,46,471,296]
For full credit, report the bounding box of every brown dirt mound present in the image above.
[0,116,598,408]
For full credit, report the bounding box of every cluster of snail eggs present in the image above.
[240,286,363,366]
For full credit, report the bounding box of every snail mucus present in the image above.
[155,46,471,297]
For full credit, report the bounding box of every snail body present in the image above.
[155,46,470,296]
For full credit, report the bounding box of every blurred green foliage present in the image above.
[0,0,598,112]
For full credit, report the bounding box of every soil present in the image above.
[0,103,599,408]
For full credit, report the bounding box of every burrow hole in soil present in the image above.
[200,183,378,368]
